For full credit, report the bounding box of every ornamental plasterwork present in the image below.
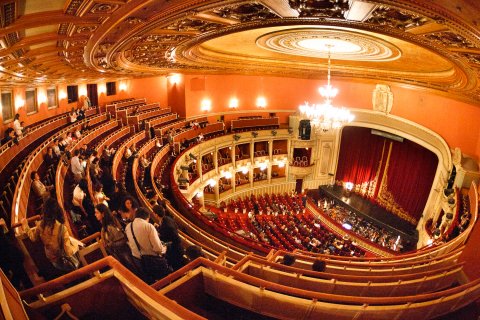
[423,31,477,49]
[372,84,394,115]
[366,6,430,30]
[210,2,279,22]
[166,18,225,33]
[288,0,349,18]
[89,3,120,15]
[458,52,480,66]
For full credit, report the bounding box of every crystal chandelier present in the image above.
[299,44,354,132]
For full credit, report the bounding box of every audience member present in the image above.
[282,254,296,266]
[13,113,24,137]
[153,205,184,270]
[125,207,170,283]
[70,149,85,182]
[31,171,53,201]
[312,259,326,272]
[95,204,138,275]
[22,198,80,274]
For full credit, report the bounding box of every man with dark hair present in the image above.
[282,253,296,266]
[185,245,204,262]
[153,205,184,270]
[125,207,170,283]
[312,259,326,272]
[2,127,18,145]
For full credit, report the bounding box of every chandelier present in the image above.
[299,44,354,132]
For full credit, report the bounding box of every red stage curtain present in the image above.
[377,139,438,224]
[335,127,386,198]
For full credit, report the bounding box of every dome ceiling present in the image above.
[0,0,479,104]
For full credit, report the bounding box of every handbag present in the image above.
[130,222,172,282]
[56,224,80,272]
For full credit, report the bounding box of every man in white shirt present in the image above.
[125,207,169,283]
[70,149,85,182]
[13,114,24,137]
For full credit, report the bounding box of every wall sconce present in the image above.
[233,134,241,141]
[15,97,25,109]
[201,98,211,112]
[180,165,190,171]
[223,171,232,179]
[119,82,127,91]
[278,161,285,168]
[98,84,106,95]
[169,74,181,85]
[59,90,67,100]
[229,97,239,109]
[271,130,277,136]
[252,131,258,138]
[78,86,87,97]
[196,190,203,198]
[189,153,197,160]
[256,96,267,108]
[37,93,47,105]
[241,166,249,174]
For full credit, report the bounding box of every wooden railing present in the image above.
[231,117,279,131]
[0,109,97,172]
[172,122,224,143]
[153,257,480,320]
[11,114,106,228]
[19,257,206,320]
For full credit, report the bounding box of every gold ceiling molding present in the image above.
[256,28,402,62]
[0,0,478,104]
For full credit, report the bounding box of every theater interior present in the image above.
[0,0,480,319]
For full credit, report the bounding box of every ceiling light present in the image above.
[299,44,354,132]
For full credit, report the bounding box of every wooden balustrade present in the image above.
[0,109,97,172]
[172,122,224,143]
[231,117,279,131]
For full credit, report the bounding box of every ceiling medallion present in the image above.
[257,28,401,62]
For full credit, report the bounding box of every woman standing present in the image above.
[95,204,138,274]
[22,198,80,274]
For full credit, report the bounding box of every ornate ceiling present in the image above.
[1,0,479,104]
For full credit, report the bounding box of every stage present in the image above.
[318,185,418,245]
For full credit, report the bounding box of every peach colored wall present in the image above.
[2,75,479,159]
[124,76,168,107]
[183,74,480,159]
[1,83,130,137]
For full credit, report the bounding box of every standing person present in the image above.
[22,198,80,274]
[70,149,85,183]
[94,204,138,275]
[13,113,24,137]
[125,207,170,283]
[153,205,184,270]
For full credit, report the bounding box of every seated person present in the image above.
[2,128,18,145]
[282,253,296,266]
[312,259,326,272]
[31,171,53,201]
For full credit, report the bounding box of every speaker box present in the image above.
[299,120,311,140]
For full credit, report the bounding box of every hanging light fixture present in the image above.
[299,44,354,132]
